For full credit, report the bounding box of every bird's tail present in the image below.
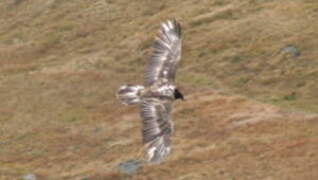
[116,85,144,105]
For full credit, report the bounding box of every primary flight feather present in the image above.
[116,20,184,164]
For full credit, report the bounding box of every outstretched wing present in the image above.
[140,99,173,163]
[146,20,182,86]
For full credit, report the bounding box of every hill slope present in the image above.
[1,0,318,179]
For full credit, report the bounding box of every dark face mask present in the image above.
[174,89,184,100]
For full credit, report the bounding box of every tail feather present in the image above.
[116,85,144,105]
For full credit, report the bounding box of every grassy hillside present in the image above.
[1,0,318,179]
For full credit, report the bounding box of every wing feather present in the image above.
[140,99,173,163]
[146,20,182,86]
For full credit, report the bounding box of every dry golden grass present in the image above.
[1,0,318,179]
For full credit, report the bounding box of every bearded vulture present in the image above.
[116,20,184,164]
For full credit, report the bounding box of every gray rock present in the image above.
[22,173,37,180]
[282,45,301,57]
[118,159,145,175]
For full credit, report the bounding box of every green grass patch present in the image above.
[62,109,88,123]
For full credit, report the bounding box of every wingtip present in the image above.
[160,19,181,37]
[146,145,172,164]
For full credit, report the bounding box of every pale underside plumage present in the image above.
[141,20,182,163]
[116,20,182,164]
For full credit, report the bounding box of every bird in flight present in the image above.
[116,20,184,164]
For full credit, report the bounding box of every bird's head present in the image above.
[174,88,184,101]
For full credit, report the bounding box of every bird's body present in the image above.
[116,20,183,164]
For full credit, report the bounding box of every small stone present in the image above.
[22,173,37,180]
[282,45,301,57]
[118,159,145,175]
